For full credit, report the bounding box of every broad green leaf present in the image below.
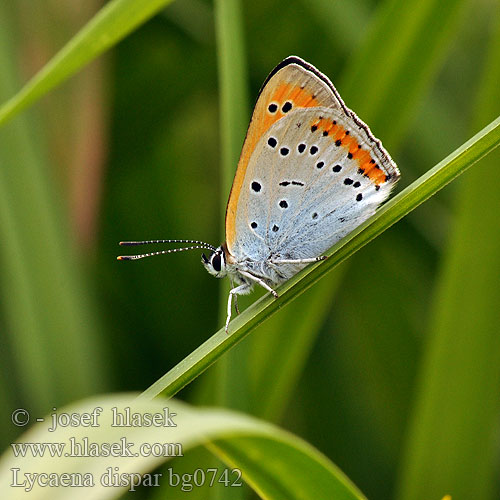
[0,394,365,500]
[210,436,364,500]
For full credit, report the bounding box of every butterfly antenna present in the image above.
[117,239,217,261]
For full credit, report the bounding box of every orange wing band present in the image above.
[310,118,389,185]
[226,83,320,250]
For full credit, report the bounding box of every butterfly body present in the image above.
[119,56,399,333]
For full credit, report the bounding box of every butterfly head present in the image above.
[201,246,227,278]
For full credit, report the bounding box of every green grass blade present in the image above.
[213,1,249,497]
[341,0,470,148]
[214,0,249,202]
[139,115,500,401]
[303,0,372,51]
[397,10,500,500]
[248,273,344,421]
[213,0,250,413]
[0,3,107,410]
[0,394,366,500]
[247,0,471,426]
[0,0,175,127]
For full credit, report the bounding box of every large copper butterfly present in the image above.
[119,56,400,332]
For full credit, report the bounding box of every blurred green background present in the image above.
[1,0,500,499]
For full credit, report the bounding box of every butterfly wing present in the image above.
[226,57,400,282]
[225,56,348,254]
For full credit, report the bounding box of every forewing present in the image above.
[230,106,399,264]
[225,56,346,253]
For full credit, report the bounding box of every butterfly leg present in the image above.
[226,284,251,333]
[270,256,327,264]
[229,278,240,315]
[239,270,279,298]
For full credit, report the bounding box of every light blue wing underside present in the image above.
[231,107,398,280]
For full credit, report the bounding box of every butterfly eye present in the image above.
[211,252,222,272]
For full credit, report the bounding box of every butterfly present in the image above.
[118,56,400,333]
